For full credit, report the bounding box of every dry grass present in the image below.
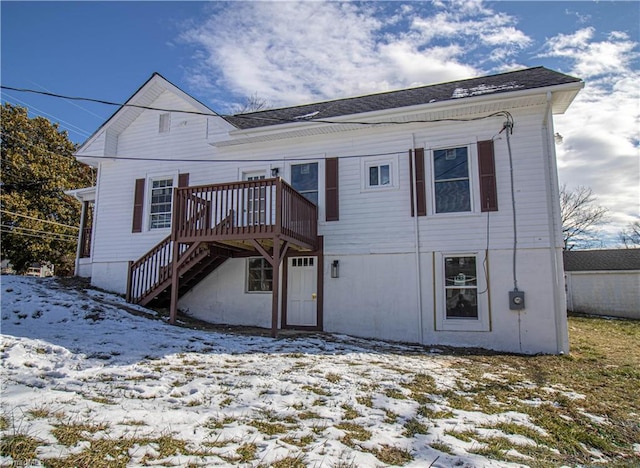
[448,315,640,466]
[2,315,638,467]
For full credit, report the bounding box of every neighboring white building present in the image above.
[564,249,640,320]
[72,67,583,354]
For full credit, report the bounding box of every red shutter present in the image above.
[178,173,189,187]
[325,158,339,221]
[132,178,145,233]
[477,140,498,212]
[410,148,426,217]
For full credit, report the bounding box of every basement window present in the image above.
[247,258,272,292]
[435,252,490,332]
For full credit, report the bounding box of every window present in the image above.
[369,163,391,187]
[159,113,170,133]
[433,147,471,213]
[444,256,478,319]
[435,252,489,332]
[247,258,272,292]
[291,163,318,205]
[149,178,173,229]
[362,156,398,191]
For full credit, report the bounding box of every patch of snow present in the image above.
[451,82,524,99]
[0,277,553,466]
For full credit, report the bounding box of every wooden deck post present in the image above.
[125,261,133,303]
[271,237,281,338]
[169,186,181,325]
[169,240,180,325]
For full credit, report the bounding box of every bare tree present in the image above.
[619,220,640,248]
[233,92,269,114]
[560,184,609,250]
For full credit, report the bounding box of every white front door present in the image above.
[287,256,318,327]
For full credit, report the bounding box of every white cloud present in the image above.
[549,30,640,243]
[178,1,638,245]
[178,1,529,109]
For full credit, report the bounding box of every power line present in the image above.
[0,228,77,243]
[1,84,515,127]
[1,224,77,239]
[2,92,92,138]
[0,210,79,230]
[29,79,105,120]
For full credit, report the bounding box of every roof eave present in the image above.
[211,81,584,147]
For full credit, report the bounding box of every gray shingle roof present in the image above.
[225,66,582,130]
[563,249,640,272]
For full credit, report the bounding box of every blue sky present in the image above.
[1,1,638,243]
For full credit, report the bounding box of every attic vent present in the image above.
[159,113,171,133]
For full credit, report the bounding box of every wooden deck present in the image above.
[126,177,319,336]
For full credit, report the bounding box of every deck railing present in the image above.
[127,236,205,304]
[172,178,317,248]
[127,178,318,305]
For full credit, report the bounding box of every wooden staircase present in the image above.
[126,177,319,332]
[126,237,232,308]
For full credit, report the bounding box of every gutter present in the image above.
[213,82,584,148]
[410,134,424,344]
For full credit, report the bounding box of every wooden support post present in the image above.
[271,236,281,338]
[125,261,133,303]
[169,240,180,325]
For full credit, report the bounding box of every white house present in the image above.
[72,67,583,354]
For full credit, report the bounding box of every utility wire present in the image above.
[0,228,77,243]
[1,85,515,127]
[2,92,92,138]
[0,209,79,230]
[1,224,77,239]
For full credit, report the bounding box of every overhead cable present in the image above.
[0,209,79,230]
[1,85,514,127]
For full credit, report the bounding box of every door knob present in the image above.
[311,293,317,300]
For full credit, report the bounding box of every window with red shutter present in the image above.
[477,140,498,212]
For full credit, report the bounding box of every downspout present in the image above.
[542,92,569,354]
[410,134,424,344]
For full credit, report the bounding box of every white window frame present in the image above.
[246,257,273,293]
[435,251,490,332]
[283,155,325,222]
[145,172,178,232]
[361,155,399,191]
[426,143,479,216]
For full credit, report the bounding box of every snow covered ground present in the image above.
[1,276,539,467]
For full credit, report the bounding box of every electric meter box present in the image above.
[509,290,525,310]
